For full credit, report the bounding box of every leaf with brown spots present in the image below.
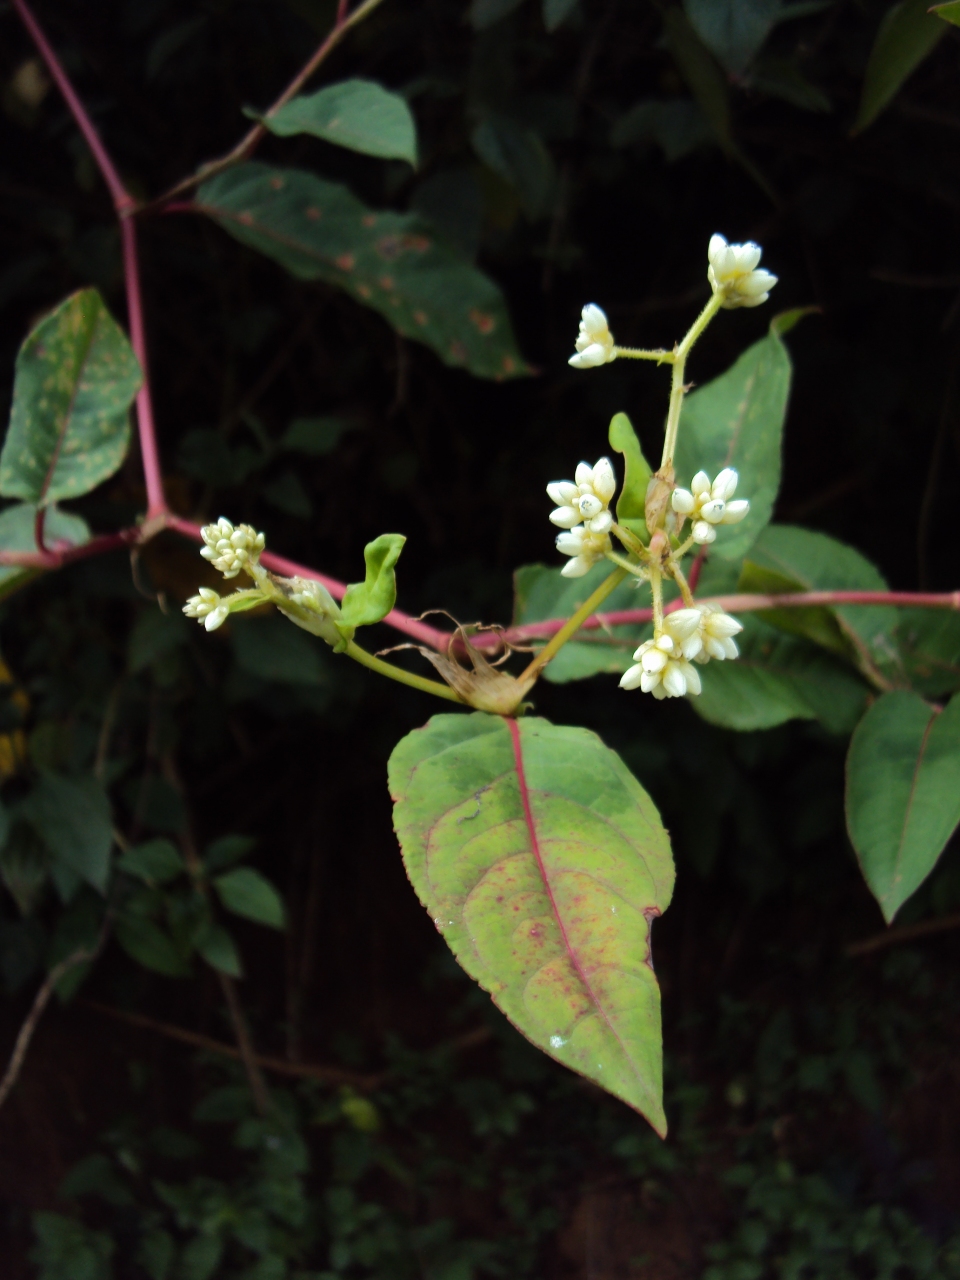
[197,163,530,381]
[0,289,141,506]
[388,712,674,1133]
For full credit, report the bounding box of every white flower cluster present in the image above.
[671,468,749,545]
[568,304,616,369]
[707,234,777,309]
[548,458,617,577]
[200,517,265,579]
[183,586,229,632]
[620,604,743,699]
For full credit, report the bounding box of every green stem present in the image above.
[668,557,696,608]
[660,291,723,471]
[519,568,628,684]
[614,346,675,364]
[344,640,463,702]
[605,549,647,579]
[611,522,647,558]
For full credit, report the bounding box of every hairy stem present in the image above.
[614,347,675,364]
[344,640,465,701]
[661,292,723,470]
[519,568,628,684]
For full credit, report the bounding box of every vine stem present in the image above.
[153,0,388,206]
[661,292,723,471]
[519,568,628,683]
[343,639,464,702]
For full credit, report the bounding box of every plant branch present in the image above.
[0,932,106,1112]
[154,0,388,206]
[519,568,628,683]
[218,971,271,1114]
[847,910,960,957]
[344,639,465,702]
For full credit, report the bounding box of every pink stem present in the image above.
[0,529,138,571]
[13,0,167,521]
[686,548,706,592]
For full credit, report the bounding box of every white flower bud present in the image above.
[699,498,726,525]
[689,604,744,664]
[549,505,582,529]
[721,499,750,525]
[692,521,716,545]
[707,234,777,309]
[712,468,739,502]
[586,510,614,535]
[691,471,711,498]
[548,457,618,543]
[546,481,578,506]
[555,524,612,577]
[183,587,231,631]
[199,517,266,579]
[672,488,695,515]
[569,304,617,369]
[591,457,617,503]
[578,493,603,519]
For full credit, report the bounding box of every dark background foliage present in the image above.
[2,0,960,1276]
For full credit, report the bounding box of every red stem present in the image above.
[13,0,167,521]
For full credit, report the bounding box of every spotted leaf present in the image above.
[388,712,674,1133]
[0,289,141,506]
[197,163,530,381]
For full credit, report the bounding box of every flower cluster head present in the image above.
[183,587,229,632]
[671,468,750,545]
[569,304,616,369]
[620,604,743,699]
[548,458,617,577]
[200,517,265,579]
[707,234,777,309]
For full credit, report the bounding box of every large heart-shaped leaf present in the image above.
[263,79,417,165]
[389,712,674,1133]
[0,289,141,506]
[197,164,529,381]
[674,318,792,562]
[846,691,960,921]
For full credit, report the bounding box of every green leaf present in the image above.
[340,533,405,630]
[693,615,869,734]
[684,0,781,75]
[388,712,675,1133]
[196,922,243,977]
[674,320,792,562]
[30,1211,114,1280]
[896,607,960,697]
[116,916,190,976]
[214,867,285,929]
[180,1234,223,1280]
[471,116,556,218]
[470,0,525,28]
[0,823,48,915]
[197,163,529,381]
[853,0,946,134]
[23,772,113,894]
[204,834,256,872]
[663,7,733,152]
[931,1,960,26]
[749,55,832,113]
[512,562,646,681]
[0,502,90,598]
[543,0,578,30]
[263,79,418,165]
[281,414,354,455]
[118,839,185,886]
[610,99,712,162]
[846,691,960,921]
[609,412,652,540]
[128,608,190,674]
[0,289,141,506]
[232,613,328,685]
[739,524,900,678]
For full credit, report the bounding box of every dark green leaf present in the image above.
[118,839,185,886]
[896,607,960,697]
[853,0,946,134]
[30,1212,114,1280]
[472,116,556,218]
[340,533,405,630]
[197,163,529,380]
[60,1153,135,1206]
[684,0,781,75]
[693,615,869,733]
[116,916,190,976]
[543,0,579,29]
[213,867,285,929]
[264,79,418,165]
[0,289,141,505]
[609,412,652,540]
[389,712,674,1133]
[263,470,312,518]
[675,321,792,562]
[663,8,733,152]
[128,608,189,674]
[232,613,327,685]
[0,502,90,599]
[23,773,112,894]
[750,56,832,112]
[280,414,354,455]
[470,0,525,28]
[610,99,712,162]
[204,834,256,872]
[0,822,47,915]
[196,922,243,977]
[846,691,960,921]
[180,1234,223,1280]
[47,888,104,998]
[740,524,899,678]
[137,1228,175,1280]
